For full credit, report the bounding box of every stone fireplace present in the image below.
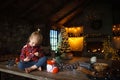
[83,34,107,58]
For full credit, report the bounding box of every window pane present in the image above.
[50,30,58,51]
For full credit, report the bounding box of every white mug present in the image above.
[90,56,97,64]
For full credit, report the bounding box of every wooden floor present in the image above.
[0,57,111,80]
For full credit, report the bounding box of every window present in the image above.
[50,30,58,51]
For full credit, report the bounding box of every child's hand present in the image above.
[23,45,27,48]
[24,57,30,62]
[34,52,39,56]
[28,53,34,59]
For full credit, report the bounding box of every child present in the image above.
[18,29,47,73]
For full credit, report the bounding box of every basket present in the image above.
[93,63,108,72]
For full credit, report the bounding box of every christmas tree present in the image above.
[57,26,72,59]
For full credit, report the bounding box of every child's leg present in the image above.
[18,61,35,70]
[25,65,38,73]
[35,56,47,71]
[35,56,47,67]
[25,56,47,73]
[38,67,42,71]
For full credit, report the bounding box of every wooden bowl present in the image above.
[94,63,108,72]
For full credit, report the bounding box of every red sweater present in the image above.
[20,44,44,62]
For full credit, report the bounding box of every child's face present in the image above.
[29,36,39,47]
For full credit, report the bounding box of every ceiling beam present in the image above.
[57,0,91,25]
[49,0,82,23]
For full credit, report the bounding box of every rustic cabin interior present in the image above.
[0,0,120,80]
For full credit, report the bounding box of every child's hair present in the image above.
[28,29,43,45]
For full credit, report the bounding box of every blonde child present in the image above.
[18,29,47,73]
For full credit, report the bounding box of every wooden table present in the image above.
[0,57,111,80]
[0,57,90,80]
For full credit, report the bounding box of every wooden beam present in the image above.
[50,0,82,23]
[57,7,81,25]
[57,0,91,25]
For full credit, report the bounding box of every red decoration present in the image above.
[52,67,59,74]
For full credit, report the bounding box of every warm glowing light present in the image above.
[112,24,120,31]
[98,48,100,51]
[65,27,69,33]
[112,28,115,31]
[118,28,120,30]
[101,50,104,53]
[113,36,120,49]
[68,37,84,51]
[68,28,72,33]
[113,25,116,28]
[65,27,83,37]
[92,49,97,52]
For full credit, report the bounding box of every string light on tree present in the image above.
[57,26,72,59]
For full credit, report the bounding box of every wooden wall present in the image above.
[0,19,50,55]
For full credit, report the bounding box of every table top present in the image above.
[0,57,111,80]
[0,57,90,80]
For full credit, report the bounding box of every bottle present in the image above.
[15,57,19,64]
